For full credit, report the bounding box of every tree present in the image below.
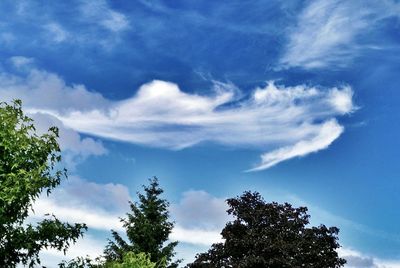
[105,252,162,268]
[58,256,98,268]
[186,191,346,268]
[104,177,179,268]
[0,100,87,267]
[59,252,162,268]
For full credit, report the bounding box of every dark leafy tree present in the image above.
[0,100,87,267]
[186,191,346,268]
[104,177,179,268]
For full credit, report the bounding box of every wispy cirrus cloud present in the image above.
[43,23,69,43]
[0,59,354,170]
[0,1,129,51]
[280,0,400,69]
[79,0,129,33]
[247,119,343,171]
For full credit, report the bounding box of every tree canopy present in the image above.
[104,177,179,268]
[59,252,160,268]
[106,252,161,268]
[0,100,87,267]
[186,191,346,268]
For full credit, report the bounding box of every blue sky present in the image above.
[1,0,400,267]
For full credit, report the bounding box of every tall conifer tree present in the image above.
[104,177,179,268]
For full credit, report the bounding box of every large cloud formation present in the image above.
[0,59,354,170]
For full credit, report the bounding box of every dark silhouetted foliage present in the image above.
[186,191,346,268]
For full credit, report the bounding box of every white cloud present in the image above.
[30,113,107,170]
[9,56,34,68]
[55,81,353,152]
[44,23,69,43]
[39,235,106,267]
[171,190,230,230]
[340,248,378,268]
[30,176,129,231]
[80,0,129,33]
[26,177,130,265]
[33,198,123,232]
[170,226,222,246]
[170,190,231,246]
[248,119,343,171]
[1,60,108,167]
[0,65,109,111]
[280,0,400,69]
[329,86,354,113]
[101,10,129,32]
[55,176,130,213]
[339,248,400,268]
[377,260,400,268]
[0,64,354,170]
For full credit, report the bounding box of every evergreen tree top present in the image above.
[104,177,180,268]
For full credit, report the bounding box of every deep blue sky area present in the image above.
[1,0,400,266]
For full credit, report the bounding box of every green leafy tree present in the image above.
[59,252,161,268]
[0,100,87,267]
[104,178,179,268]
[186,191,346,268]
[58,256,98,268]
[59,252,163,268]
[106,252,162,268]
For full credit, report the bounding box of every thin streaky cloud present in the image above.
[79,0,129,33]
[280,0,400,69]
[287,194,400,245]
[43,23,69,43]
[247,119,343,171]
